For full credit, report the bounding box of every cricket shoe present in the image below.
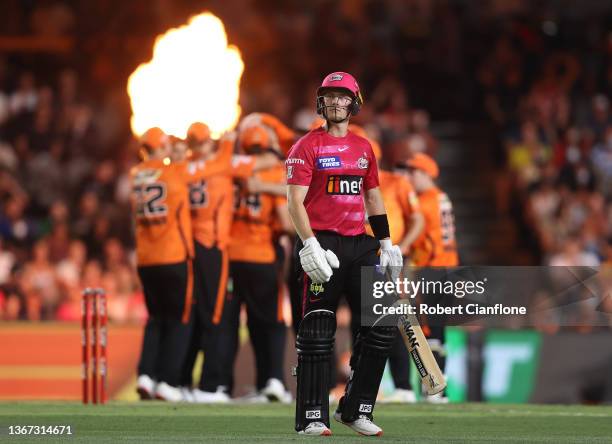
[136,374,156,400]
[425,392,449,404]
[261,378,292,403]
[236,390,269,404]
[192,387,230,403]
[155,382,184,402]
[181,387,195,403]
[297,422,332,436]
[381,389,416,404]
[333,412,383,436]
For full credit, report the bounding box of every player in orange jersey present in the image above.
[215,125,294,402]
[406,153,458,268]
[178,123,235,403]
[239,112,297,156]
[405,152,459,403]
[174,123,283,402]
[132,127,232,402]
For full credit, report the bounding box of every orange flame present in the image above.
[127,12,244,138]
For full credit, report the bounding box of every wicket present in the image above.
[81,288,108,404]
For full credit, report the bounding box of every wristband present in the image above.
[379,239,392,250]
[302,236,319,248]
[368,214,390,240]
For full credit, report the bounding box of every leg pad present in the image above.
[295,310,336,431]
[341,326,396,422]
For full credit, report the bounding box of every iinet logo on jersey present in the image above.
[326,175,363,195]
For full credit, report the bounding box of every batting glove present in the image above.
[379,239,403,281]
[299,237,340,284]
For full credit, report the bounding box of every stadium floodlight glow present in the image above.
[127,12,244,139]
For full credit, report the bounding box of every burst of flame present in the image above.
[127,12,244,138]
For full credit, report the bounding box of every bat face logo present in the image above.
[305,410,321,419]
[401,317,419,349]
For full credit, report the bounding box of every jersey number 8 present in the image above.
[189,180,208,209]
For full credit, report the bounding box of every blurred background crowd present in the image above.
[0,0,610,322]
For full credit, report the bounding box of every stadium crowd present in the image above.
[0,67,145,322]
[0,0,610,329]
[485,35,612,267]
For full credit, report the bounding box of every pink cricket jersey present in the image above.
[286,126,379,236]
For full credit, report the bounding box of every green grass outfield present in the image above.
[1,402,611,443]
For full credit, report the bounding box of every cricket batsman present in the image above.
[287,72,403,436]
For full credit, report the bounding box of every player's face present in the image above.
[193,139,215,157]
[322,90,352,122]
[147,140,172,160]
[407,168,428,191]
[170,141,188,161]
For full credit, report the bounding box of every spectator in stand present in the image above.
[549,235,600,267]
[20,239,59,319]
[9,72,37,116]
[72,190,99,240]
[26,139,65,211]
[506,121,551,191]
[553,127,582,169]
[46,222,70,263]
[0,236,16,285]
[0,194,37,246]
[587,95,611,141]
[591,125,612,198]
[56,239,87,292]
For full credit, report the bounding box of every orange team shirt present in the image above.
[411,187,458,267]
[188,172,234,250]
[366,170,420,245]
[187,138,236,249]
[186,153,257,250]
[231,154,256,179]
[131,148,232,267]
[228,165,287,263]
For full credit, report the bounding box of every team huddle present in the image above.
[130,72,457,436]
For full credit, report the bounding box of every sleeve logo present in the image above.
[287,165,294,179]
[316,156,342,169]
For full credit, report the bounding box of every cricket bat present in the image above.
[382,270,446,396]
[395,300,446,395]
